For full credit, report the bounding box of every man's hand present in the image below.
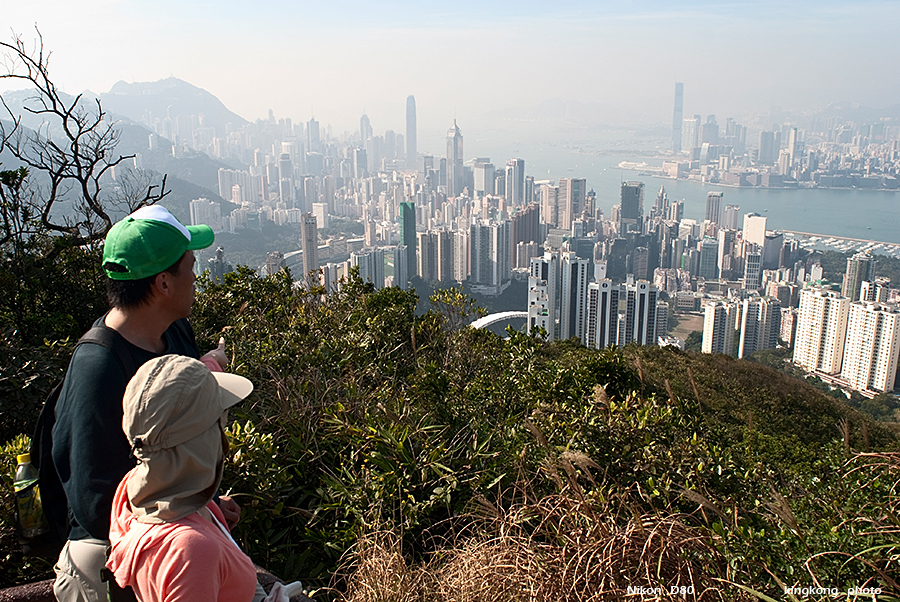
[218,495,241,529]
[201,337,229,370]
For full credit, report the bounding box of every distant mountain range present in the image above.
[0,77,250,225]
[100,77,248,136]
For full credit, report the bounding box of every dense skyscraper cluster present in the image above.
[169,93,899,386]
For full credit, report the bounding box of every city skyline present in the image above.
[5,0,899,144]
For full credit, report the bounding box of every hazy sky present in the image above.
[6,1,899,148]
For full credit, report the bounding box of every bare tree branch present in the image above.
[0,28,168,253]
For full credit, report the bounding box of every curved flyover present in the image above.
[470,311,529,330]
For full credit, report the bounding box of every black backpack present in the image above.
[27,325,137,557]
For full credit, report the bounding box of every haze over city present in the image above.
[6,0,900,152]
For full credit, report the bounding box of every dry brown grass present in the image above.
[331,491,742,602]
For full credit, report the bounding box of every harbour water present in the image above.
[467,141,900,247]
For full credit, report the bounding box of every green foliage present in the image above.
[0,335,74,447]
[0,167,110,445]
[2,258,900,596]
[812,248,900,287]
[322,218,364,238]
[684,330,702,352]
[189,264,900,595]
[858,393,900,422]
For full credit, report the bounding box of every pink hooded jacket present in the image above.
[108,470,257,602]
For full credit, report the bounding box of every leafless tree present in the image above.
[0,28,167,252]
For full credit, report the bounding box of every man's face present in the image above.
[169,251,197,318]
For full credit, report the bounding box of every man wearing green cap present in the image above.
[51,205,239,602]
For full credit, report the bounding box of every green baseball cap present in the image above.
[102,205,215,280]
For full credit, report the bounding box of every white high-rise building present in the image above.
[505,159,525,206]
[473,161,495,197]
[540,184,560,228]
[321,262,343,294]
[840,302,900,394]
[300,212,318,278]
[528,277,553,339]
[722,205,740,230]
[189,198,222,232]
[842,252,875,301]
[351,247,385,289]
[702,300,738,356]
[435,229,454,283]
[529,251,559,340]
[446,120,464,198]
[394,245,408,291]
[738,296,781,359]
[469,219,510,295]
[584,280,623,349]
[559,252,590,341]
[453,230,469,282]
[744,251,762,290]
[558,178,586,231]
[742,213,767,248]
[622,281,658,346]
[793,288,850,374]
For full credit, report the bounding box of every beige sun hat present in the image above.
[122,355,253,523]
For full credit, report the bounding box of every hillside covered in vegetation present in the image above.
[4,261,898,600]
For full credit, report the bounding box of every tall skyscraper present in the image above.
[436,229,454,283]
[842,252,875,301]
[453,230,469,282]
[559,252,589,341]
[742,213,767,248]
[787,126,800,170]
[758,131,776,164]
[394,245,408,290]
[840,302,900,394]
[558,178,586,231]
[417,231,437,282]
[652,186,669,220]
[622,281,658,346]
[672,82,684,152]
[793,287,850,374]
[681,116,699,153]
[505,158,526,206]
[307,118,320,152]
[351,247,384,289]
[698,237,719,280]
[360,113,372,141]
[509,203,541,265]
[738,297,781,358]
[705,191,723,226]
[469,219,510,294]
[189,198,222,232]
[722,204,740,230]
[585,280,623,350]
[529,251,559,340]
[399,201,416,279]
[300,212,318,278]
[406,96,417,169]
[473,160,495,197]
[446,120,464,197]
[619,181,644,234]
[540,184,560,227]
[702,300,737,356]
[744,251,762,290]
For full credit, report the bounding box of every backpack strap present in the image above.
[28,324,138,549]
[77,325,138,379]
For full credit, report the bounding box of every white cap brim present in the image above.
[212,372,254,409]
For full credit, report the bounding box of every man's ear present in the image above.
[153,271,172,297]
